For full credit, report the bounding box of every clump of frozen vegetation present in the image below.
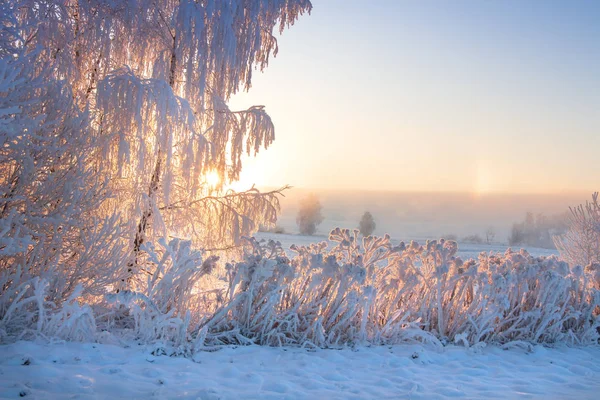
[198,229,599,349]
[3,228,597,350]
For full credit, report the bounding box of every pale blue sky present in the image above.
[230,0,600,193]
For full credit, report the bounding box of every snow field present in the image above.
[1,341,599,399]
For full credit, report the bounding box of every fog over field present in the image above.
[274,188,586,243]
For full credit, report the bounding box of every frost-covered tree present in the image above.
[296,194,324,235]
[13,0,312,280]
[0,4,125,339]
[1,0,312,341]
[359,211,376,236]
[554,193,600,267]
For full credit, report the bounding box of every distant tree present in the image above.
[296,194,324,235]
[509,211,569,248]
[273,226,286,234]
[485,227,496,244]
[508,224,526,246]
[462,234,483,244]
[359,211,376,236]
[554,192,600,267]
[258,224,286,234]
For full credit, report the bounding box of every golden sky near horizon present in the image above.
[229,1,600,195]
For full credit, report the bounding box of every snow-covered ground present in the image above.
[1,341,598,399]
[255,232,559,260]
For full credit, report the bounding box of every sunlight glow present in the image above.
[205,170,221,188]
[225,155,269,192]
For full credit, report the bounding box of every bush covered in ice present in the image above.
[199,229,599,349]
[2,229,598,352]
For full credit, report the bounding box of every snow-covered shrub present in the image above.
[96,238,218,347]
[554,193,600,268]
[44,286,97,342]
[0,272,96,342]
[196,229,599,349]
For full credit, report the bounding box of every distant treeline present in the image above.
[508,211,569,249]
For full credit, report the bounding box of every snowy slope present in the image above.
[1,341,598,399]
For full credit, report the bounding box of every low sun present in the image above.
[205,170,221,188]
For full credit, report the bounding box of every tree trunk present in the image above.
[126,33,177,282]
[73,0,80,61]
[128,151,162,276]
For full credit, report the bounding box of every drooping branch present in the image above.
[129,27,179,276]
[162,186,289,250]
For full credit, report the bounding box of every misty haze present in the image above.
[274,189,583,244]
